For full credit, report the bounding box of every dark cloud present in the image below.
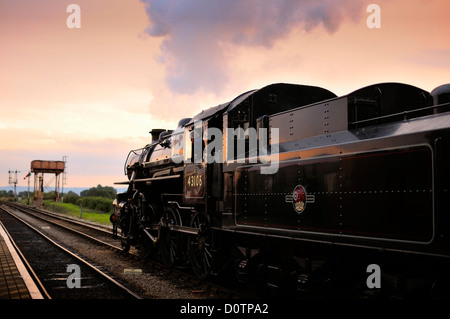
[141,0,365,94]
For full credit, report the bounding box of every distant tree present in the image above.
[18,191,26,197]
[0,190,14,198]
[63,191,80,205]
[80,185,117,199]
[43,191,57,200]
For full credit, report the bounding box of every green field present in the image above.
[41,200,112,225]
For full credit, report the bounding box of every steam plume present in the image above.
[141,0,365,94]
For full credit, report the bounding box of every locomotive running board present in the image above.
[145,224,198,235]
[114,174,181,185]
[170,225,199,235]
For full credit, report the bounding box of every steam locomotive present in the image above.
[112,81,450,297]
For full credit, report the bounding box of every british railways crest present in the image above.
[286,185,315,214]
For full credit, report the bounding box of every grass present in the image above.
[41,200,112,225]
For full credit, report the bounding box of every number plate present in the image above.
[184,164,205,200]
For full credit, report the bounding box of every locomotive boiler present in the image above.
[112,82,450,297]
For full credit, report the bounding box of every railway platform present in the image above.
[0,221,44,299]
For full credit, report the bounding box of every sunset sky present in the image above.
[1,0,449,190]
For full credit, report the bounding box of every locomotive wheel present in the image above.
[137,238,154,259]
[159,206,182,267]
[189,212,212,280]
[146,203,159,224]
[121,235,131,253]
[120,208,132,253]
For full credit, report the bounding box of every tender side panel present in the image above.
[235,145,433,243]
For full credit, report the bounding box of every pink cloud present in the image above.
[141,0,366,94]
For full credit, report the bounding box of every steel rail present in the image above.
[6,203,124,252]
[1,204,142,299]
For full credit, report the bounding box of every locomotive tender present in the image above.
[113,82,450,297]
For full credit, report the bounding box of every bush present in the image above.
[63,191,80,205]
[78,196,113,214]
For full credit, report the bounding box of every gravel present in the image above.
[7,207,217,299]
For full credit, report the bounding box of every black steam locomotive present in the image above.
[112,82,450,297]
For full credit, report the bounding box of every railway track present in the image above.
[0,204,141,299]
[1,202,253,299]
[6,202,124,252]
